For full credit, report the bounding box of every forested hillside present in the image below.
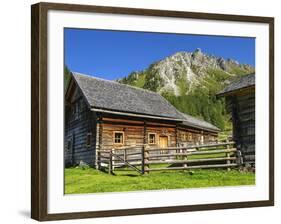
[118,49,254,130]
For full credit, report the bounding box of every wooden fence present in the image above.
[97,142,243,174]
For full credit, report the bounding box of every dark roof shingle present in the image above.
[180,113,220,132]
[73,72,184,120]
[218,73,255,96]
[72,72,220,132]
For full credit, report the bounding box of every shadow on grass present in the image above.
[119,174,139,177]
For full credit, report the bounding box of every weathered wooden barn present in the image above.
[64,72,220,167]
[218,73,255,166]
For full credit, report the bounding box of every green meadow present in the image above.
[65,167,255,194]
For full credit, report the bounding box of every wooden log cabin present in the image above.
[64,72,220,167]
[218,73,255,167]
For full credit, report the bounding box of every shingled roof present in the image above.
[180,113,220,132]
[72,72,185,120]
[218,73,255,96]
[71,72,220,132]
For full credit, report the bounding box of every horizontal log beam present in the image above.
[98,155,110,159]
[97,159,109,163]
[146,147,195,152]
[114,146,143,151]
[113,162,142,167]
[146,157,237,165]
[147,163,238,171]
[97,150,111,153]
[148,153,191,158]
[187,148,237,155]
[146,148,237,157]
[114,152,142,156]
[146,142,235,151]
[112,158,141,162]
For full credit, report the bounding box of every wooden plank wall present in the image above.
[101,122,144,151]
[177,128,218,146]
[65,95,219,167]
[100,118,178,151]
[64,93,97,167]
[100,117,218,151]
[229,90,255,165]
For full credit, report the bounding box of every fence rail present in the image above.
[97,141,243,174]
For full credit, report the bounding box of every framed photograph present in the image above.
[31,2,274,221]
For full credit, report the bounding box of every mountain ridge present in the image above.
[118,49,254,130]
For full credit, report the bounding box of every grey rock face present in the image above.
[120,49,254,96]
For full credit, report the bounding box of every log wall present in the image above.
[177,128,218,146]
[100,117,178,151]
[99,116,218,151]
[64,81,220,168]
[64,92,97,167]
[227,89,255,165]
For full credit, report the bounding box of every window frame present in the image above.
[181,133,186,141]
[188,133,192,141]
[113,131,125,145]
[66,137,72,153]
[148,132,157,145]
[86,132,92,147]
[72,99,82,120]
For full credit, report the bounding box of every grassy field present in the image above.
[65,167,255,194]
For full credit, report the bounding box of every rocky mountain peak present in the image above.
[119,49,254,96]
[192,48,203,56]
[118,49,254,130]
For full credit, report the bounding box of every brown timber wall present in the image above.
[177,128,218,146]
[100,117,178,150]
[100,116,218,152]
[64,95,97,167]
[228,90,255,165]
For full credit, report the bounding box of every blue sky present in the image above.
[64,28,255,80]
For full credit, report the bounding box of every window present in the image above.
[72,100,82,120]
[188,133,192,141]
[200,135,204,144]
[66,138,72,152]
[148,133,156,144]
[196,134,201,143]
[72,103,78,119]
[86,133,92,147]
[114,132,124,144]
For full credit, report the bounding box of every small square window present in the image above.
[86,133,92,147]
[72,101,81,120]
[197,134,201,142]
[148,133,156,144]
[66,138,72,152]
[114,132,124,144]
[181,133,185,141]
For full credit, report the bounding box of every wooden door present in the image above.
[159,136,168,154]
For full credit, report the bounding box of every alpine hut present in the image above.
[64,72,220,167]
[217,73,255,167]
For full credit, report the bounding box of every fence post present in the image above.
[141,145,145,174]
[108,149,113,174]
[141,144,149,174]
[97,150,101,170]
[183,147,187,168]
[112,148,115,171]
[195,142,199,151]
[226,140,230,171]
[144,144,149,174]
[236,150,243,167]
[123,149,127,164]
